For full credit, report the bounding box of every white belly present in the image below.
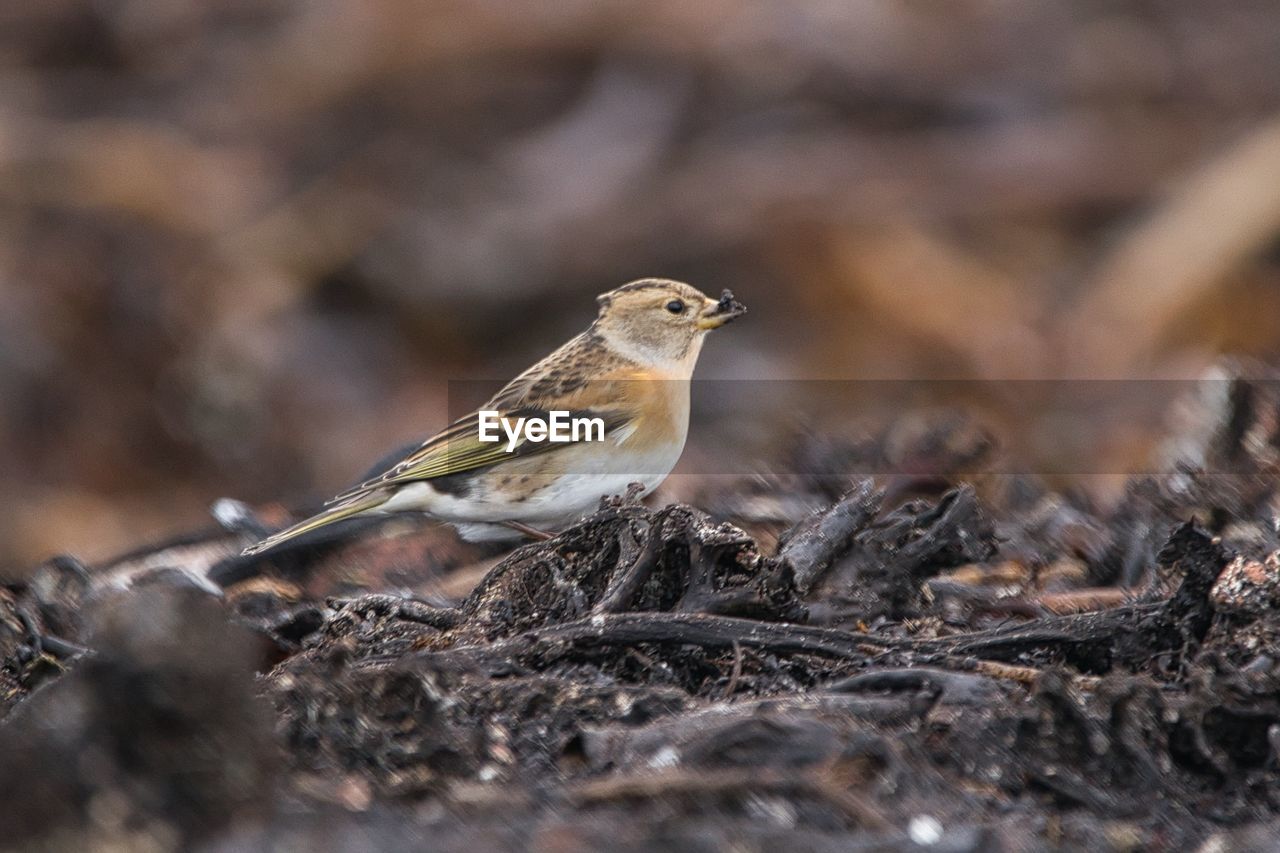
[377,434,685,533]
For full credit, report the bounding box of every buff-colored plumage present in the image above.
[243,279,745,554]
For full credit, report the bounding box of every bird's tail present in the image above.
[241,490,390,556]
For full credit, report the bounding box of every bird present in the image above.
[242,279,746,555]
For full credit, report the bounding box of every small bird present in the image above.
[243,279,745,554]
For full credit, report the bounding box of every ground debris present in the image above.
[7,380,1280,849]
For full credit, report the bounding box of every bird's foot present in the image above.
[502,520,555,541]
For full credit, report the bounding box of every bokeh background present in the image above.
[3,1,1280,571]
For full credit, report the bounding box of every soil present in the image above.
[4,372,1280,851]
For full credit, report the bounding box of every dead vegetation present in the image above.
[2,371,1280,850]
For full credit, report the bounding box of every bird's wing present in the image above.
[327,403,634,503]
[328,332,646,503]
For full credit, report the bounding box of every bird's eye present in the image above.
[666,300,685,314]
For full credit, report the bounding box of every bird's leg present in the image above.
[502,520,555,541]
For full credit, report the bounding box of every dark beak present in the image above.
[697,289,747,330]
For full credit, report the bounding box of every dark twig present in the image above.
[724,640,744,699]
[567,766,890,831]
[326,593,462,630]
[592,507,680,614]
[777,479,882,592]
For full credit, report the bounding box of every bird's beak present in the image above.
[696,289,747,330]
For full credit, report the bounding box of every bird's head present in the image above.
[592,279,746,369]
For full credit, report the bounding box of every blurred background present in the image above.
[3,0,1280,571]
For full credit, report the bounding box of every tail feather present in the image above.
[241,491,390,556]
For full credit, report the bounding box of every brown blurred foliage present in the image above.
[3,1,1280,570]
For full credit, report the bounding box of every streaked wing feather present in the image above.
[328,330,641,505]
[328,406,631,503]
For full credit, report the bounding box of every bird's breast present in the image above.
[611,373,690,453]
